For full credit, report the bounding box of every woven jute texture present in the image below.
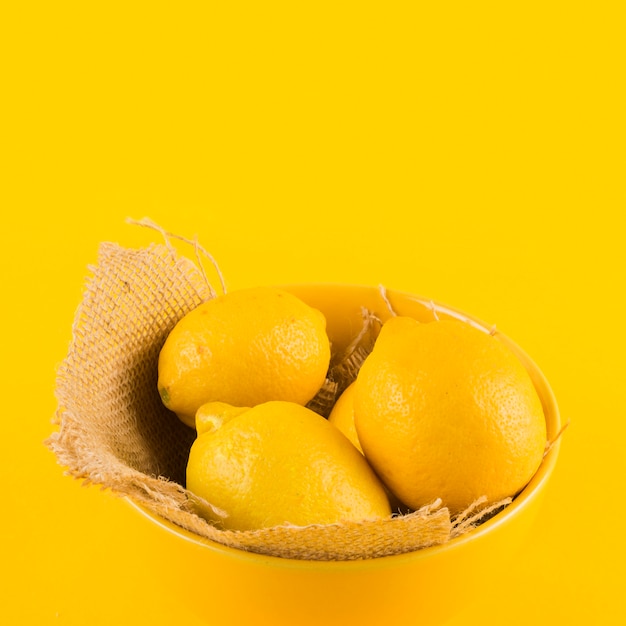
[46,235,506,561]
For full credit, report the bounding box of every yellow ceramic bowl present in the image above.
[130,284,561,626]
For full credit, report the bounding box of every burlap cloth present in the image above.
[46,225,511,561]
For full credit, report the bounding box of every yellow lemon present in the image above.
[327,382,363,454]
[354,316,547,515]
[157,287,331,428]
[186,401,392,531]
[328,382,412,515]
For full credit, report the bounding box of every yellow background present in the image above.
[2,1,624,624]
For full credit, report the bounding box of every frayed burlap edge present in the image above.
[307,308,382,418]
[45,225,521,561]
[46,240,215,514]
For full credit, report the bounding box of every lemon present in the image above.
[327,382,363,454]
[186,401,392,531]
[157,287,331,428]
[328,382,412,515]
[354,316,547,515]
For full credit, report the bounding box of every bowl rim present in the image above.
[129,283,562,571]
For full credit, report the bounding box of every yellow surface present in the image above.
[1,1,624,624]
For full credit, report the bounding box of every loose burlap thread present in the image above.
[46,233,509,561]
